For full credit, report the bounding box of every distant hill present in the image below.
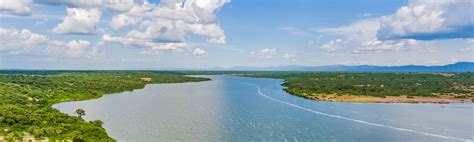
[224,62,474,72]
[2,62,473,72]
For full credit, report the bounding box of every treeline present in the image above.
[244,72,474,99]
[0,71,209,141]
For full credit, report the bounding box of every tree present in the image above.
[75,108,85,119]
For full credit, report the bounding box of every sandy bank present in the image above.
[306,94,473,103]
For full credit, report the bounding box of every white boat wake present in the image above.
[243,81,471,142]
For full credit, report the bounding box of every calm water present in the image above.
[53,75,474,141]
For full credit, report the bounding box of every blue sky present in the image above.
[0,0,472,69]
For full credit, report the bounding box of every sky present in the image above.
[0,0,473,69]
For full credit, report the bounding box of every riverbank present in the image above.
[300,93,473,103]
[242,72,474,104]
[0,71,210,141]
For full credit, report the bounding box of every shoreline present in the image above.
[295,93,473,104]
[0,72,211,141]
[240,75,474,104]
[1,80,212,142]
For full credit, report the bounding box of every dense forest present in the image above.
[0,71,209,141]
[244,72,474,100]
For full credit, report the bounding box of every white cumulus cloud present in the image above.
[0,27,47,52]
[66,40,91,57]
[52,8,102,34]
[0,27,96,58]
[111,14,139,30]
[377,0,474,40]
[0,0,32,16]
[102,34,191,54]
[259,48,277,59]
[320,39,349,53]
[192,48,207,56]
[317,17,434,54]
[102,0,229,54]
[6,0,230,56]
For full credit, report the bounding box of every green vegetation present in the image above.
[0,71,209,141]
[1,70,472,140]
[244,72,474,100]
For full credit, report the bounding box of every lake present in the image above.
[53,75,473,141]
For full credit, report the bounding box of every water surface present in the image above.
[53,75,473,141]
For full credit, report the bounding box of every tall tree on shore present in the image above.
[76,108,86,119]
